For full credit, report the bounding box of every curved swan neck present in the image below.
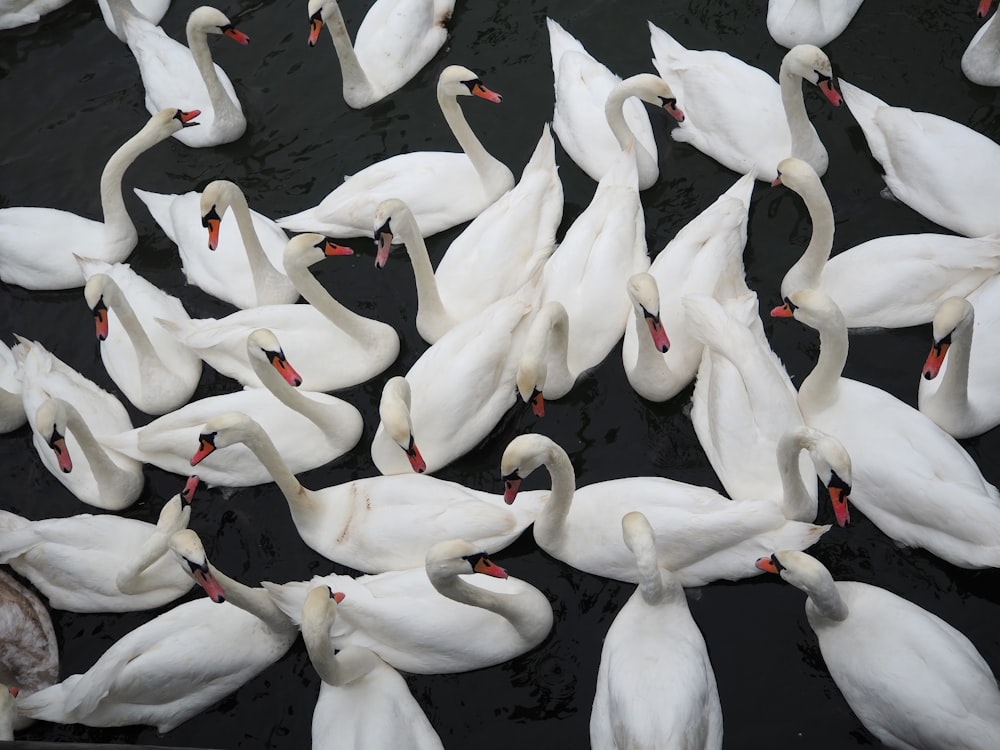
[932,324,972,409]
[208,561,291,631]
[186,23,239,120]
[779,63,819,164]
[430,572,538,636]
[392,206,452,341]
[788,176,835,291]
[604,81,651,161]
[799,315,847,413]
[304,603,378,686]
[116,528,171,593]
[223,186,286,305]
[62,401,133,487]
[253,355,342,435]
[100,280,162,373]
[776,431,816,522]
[535,443,577,535]
[801,574,849,622]
[99,121,168,249]
[320,0,376,106]
[284,256,371,341]
[437,87,508,193]
[235,425,318,519]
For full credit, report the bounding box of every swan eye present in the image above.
[783,297,798,313]
[47,427,65,451]
[464,78,484,94]
[198,433,217,450]
[814,70,832,84]
[828,471,851,495]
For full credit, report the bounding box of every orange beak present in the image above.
[404,434,426,473]
[469,552,508,579]
[221,24,250,45]
[202,206,222,250]
[269,351,303,387]
[92,299,109,341]
[979,0,993,18]
[818,77,842,106]
[771,301,795,318]
[645,311,670,353]
[922,340,950,380]
[502,474,521,505]
[829,485,851,527]
[755,555,780,574]
[48,431,72,473]
[191,434,217,466]
[471,81,503,103]
[529,388,545,418]
[308,12,324,46]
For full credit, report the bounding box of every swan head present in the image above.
[771,288,845,334]
[169,529,227,603]
[191,411,261,466]
[794,427,853,527]
[438,65,503,103]
[83,274,114,341]
[199,180,243,251]
[35,398,73,473]
[614,73,684,122]
[306,0,330,46]
[302,585,346,632]
[923,297,973,380]
[378,376,426,473]
[755,550,846,618]
[156,475,200,532]
[426,539,508,580]
[782,44,841,106]
[282,232,353,274]
[627,273,670,354]
[246,328,303,387]
[771,156,821,191]
[187,6,249,44]
[500,433,562,505]
[372,199,413,267]
[148,109,201,139]
[516,301,572,416]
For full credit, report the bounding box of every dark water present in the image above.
[2,0,1000,747]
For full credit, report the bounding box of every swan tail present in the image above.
[17,679,79,724]
[682,293,758,363]
[133,189,182,244]
[260,580,311,626]
[522,124,557,179]
[838,80,890,161]
[722,172,755,208]
[546,17,588,74]
[0,510,33,560]
[648,21,687,64]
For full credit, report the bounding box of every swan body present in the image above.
[547,18,683,190]
[103,329,363,486]
[0,570,58,731]
[15,340,143,511]
[963,8,1000,86]
[191,411,546,573]
[0,340,25,434]
[685,292,818,509]
[918,289,1000,438]
[277,65,514,238]
[774,289,1000,567]
[590,512,722,750]
[0,0,71,29]
[302,587,445,750]
[111,2,249,147]
[17,529,298,733]
[500,433,830,586]
[766,0,865,48]
[840,79,1000,238]
[516,151,648,408]
[649,24,841,181]
[263,539,553,674]
[374,124,561,344]
[622,173,754,401]
[0,477,199,613]
[0,108,198,290]
[759,550,1000,749]
[775,156,1000,328]
[96,0,169,40]
[135,180,296,309]
[307,0,453,108]
[158,233,397,391]
[371,291,535,475]
[78,257,202,415]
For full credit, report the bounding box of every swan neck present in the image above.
[115,528,170,593]
[604,85,641,153]
[802,577,849,622]
[933,326,972,408]
[395,207,452,341]
[430,571,537,637]
[776,431,816,522]
[792,178,835,289]
[62,402,132,487]
[101,281,162,371]
[438,87,507,192]
[321,1,376,105]
[799,316,847,412]
[226,188,284,304]
[535,444,576,534]
[209,562,291,631]
[237,425,316,516]
[99,122,167,249]
[284,256,369,339]
[779,64,818,163]
[186,25,238,118]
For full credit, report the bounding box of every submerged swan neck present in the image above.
[320,0,376,106]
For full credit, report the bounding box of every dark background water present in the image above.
[2,0,1000,747]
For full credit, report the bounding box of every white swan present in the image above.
[103,328,363,486]
[302,586,445,750]
[78,258,202,415]
[0,339,25,434]
[547,17,684,190]
[136,179,296,310]
[757,550,1000,748]
[374,124,561,344]
[158,233,397,391]
[371,290,535,475]
[263,538,553,674]
[622,173,754,401]
[500,433,830,586]
[0,476,199,613]
[0,685,19,739]
[191,411,546,573]
[15,338,143,511]
[515,150,648,409]
[773,289,1000,567]
[918,289,1000,439]
[306,0,454,108]
[684,292,838,516]
[963,3,1000,86]
[774,156,1000,328]
[110,2,249,147]
[766,0,865,48]
[0,0,71,29]
[840,79,1000,238]
[0,570,58,731]
[590,512,722,750]
[649,23,841,181]
[96,0,169,40]
[0,108,199,290]
[17,529,298,733]
[277,65,514,238]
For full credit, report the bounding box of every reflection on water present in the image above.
[1,0,999,747]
